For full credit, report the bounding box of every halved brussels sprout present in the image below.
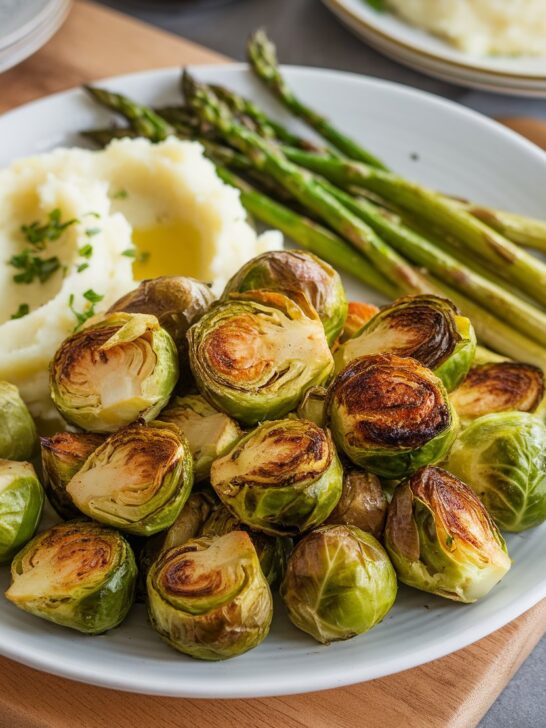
[325,469,387,538]
[281,524,397,644]
[159,394,242,481]
[0,461,44,564]
[296,386,327,427]
[147,531,273,660]
[327,354,458,479]
[384,466,511,602]
[67,421,193,536]
[201,502,291,586]
[447,412,546,532]
[188,290,333,425]
[211,418,343,536]
[108,276,215,371]
[139,490,215,578]
[0,382,37,461]
[339,302,379,344]
[5,520,136,633]
[450,362,544,425]
[40,432,104,519]
[335,295,476,391]
[50,312,179,433]
[222,250,348,345]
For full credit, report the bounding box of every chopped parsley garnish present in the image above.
[365,0,384,9]
[9,250,61,284]
[69,289,104,328]
[122,248,150,264]
[112,189,128,200]
[77,262,90,273]
[10,303,30,320]
[85,227,101,237]
[446,535,454,547]
[21,208,78,250]
[78,244,93,259]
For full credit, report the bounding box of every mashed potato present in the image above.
[385,0,546,56]
[0,138,282,422]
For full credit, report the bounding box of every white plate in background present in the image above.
[0,65,545,697]
[322,0,546,97]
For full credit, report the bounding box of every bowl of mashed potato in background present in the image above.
[322,0,546,95]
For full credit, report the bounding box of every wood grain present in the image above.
[0,3,544,727]
[496,117,546,151]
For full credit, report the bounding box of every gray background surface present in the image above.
[98,1,545,725]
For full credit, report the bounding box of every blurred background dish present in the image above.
[0,0,71,73]
[322,0,546,97]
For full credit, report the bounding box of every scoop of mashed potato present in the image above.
[0,138,282,422]
[385,0,546,56]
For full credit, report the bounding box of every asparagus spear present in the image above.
[183,71,431,295]
[282,148,546,307]
[247,29,387,169]
[320,180,546,346]
[459,203,546,254]
[217,167,399,299]
[208,83,330,154]
[81,127,138,146]
[84,86,174,141]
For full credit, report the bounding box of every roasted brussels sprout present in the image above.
[5,520,136,633]
[447,412,546,532]
[108,276,215,371]
[67,421,193,536]
[296,386,327,427]
[188,290,333,425]
[147,531,273,660]
[50,312,179,433]
[40,432,104,519]
[211,418,343,536]
[0,382,37,461]
[450,362,544,425]
[384,466,511,602]
[0,461,44,564]
[339,302,379,344]
[281,524,397,644]
[325,469,387,538]
[336,295,476,391]
[202,502,291,586]
[159,393,241,481]
[139,490,215,578]
[222,250,347,345]
[327,354,458,479]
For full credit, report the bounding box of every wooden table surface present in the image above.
[1,3,544,727]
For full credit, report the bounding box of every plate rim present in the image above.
[323,0,546,83]
[0,63,545,698]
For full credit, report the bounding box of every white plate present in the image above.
[0,65,545,698]
[322,0,546,97]
[0,0,71,73]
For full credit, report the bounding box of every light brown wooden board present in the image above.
[0,3,544,727]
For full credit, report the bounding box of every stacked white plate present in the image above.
[322,0,546,97]
[0,0,71,73]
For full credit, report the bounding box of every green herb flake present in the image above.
[85,227,101,237]
[9,250,61,284]
[446,535,454,548]
[122,248,149,264]
[77,262,90,273]
[139,251,150,264]
[365,0,384,10]
[122,248,136,258]
[10,303,30,320]
[20,208,78,250]
[85,211,101,219]
[69,289,104,329]
[113,189,128,200]
[78,244,93,259]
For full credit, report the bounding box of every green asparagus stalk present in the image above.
[208,83,330,154]
[217,167,399,299]
[320,180,546,346]
[282,148,546,308]
[183,71,431,295]
[458,203,546,253]
[81,127,138,146]
[84,86,174,141]
[247,29,387,169]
